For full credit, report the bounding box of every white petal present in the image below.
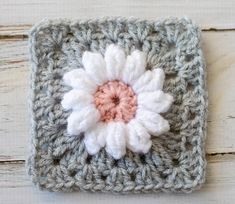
[105,122,126,159]
[84,133,101,155]
[126,119,152,153]
[84,122,107,151]
[84,122,107,155]
[104,44,126,80]
[135,108,170,136]
[61,89,93,111]
[122,50,146,85]
[63,69,97,94]
[133,68,165,93]
[67,105,100,135]
[82,51,108,85]
[137,90,173,113]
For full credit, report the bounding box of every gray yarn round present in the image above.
[27,17,207,193]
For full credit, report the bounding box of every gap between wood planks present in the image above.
[1,25,235,40]
[0,34,28,40]
[0,160,25,164]
[2,152,235,164]
[0,152,234,166]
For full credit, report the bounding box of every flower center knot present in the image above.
[94,80,137,123]
[111,95,120,105]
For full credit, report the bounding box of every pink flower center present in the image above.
[94,80,137,123]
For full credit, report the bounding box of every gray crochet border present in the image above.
[27,17,207,193]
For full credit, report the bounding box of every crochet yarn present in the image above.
[94,80,137,123]
[28,17,207,193]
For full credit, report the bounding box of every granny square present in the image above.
[28,17,207,193]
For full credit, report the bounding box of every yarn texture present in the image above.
[94,80,138,123]
[28,17,207,193]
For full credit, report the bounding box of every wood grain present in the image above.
[203,32,235,154]
[0,0,235,36]
[0,39,29,161]
[1,32,235,161]
[0,25,29,37]
[1,154,235,203]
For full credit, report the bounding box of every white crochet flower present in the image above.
[62,44,173,159]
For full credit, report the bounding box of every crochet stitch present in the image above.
[28,17,207,193]
[94,80,138,123]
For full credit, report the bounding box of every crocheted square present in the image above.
[28,17,207,193]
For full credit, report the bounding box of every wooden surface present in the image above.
[0,1,235,203]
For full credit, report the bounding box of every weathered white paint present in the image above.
[0,0,235,30]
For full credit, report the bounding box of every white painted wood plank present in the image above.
[0,39,28,70]
[203,32,235,153]
[0,66,29,161]
[1,155,235,203]
[0,0,235,31]
[1,32,235,161]
[0,39,29,161]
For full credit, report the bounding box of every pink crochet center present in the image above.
[94,80,137,123]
